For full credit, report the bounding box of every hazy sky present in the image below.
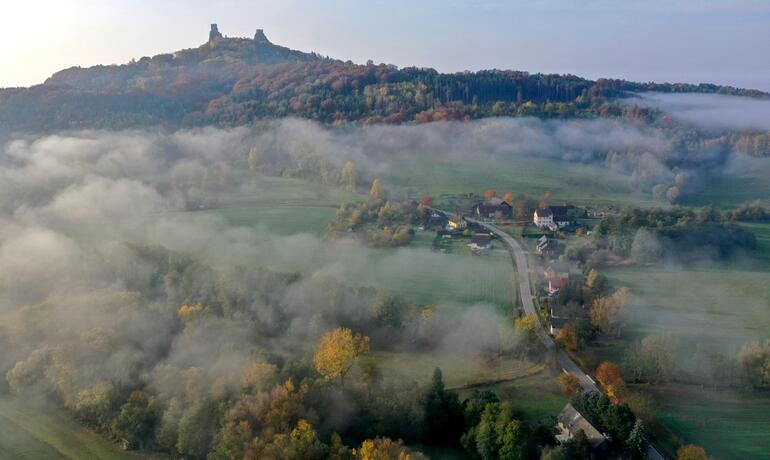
[2,0,769,90]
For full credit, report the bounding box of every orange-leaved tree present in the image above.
[596,361,626,401]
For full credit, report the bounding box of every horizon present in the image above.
[2,0,770,91]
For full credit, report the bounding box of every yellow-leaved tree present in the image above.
[341,161,357,192]
[369,179,383,200]
[357,437,427,460]
[314,328,370,384]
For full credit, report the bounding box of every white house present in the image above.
[533,208,556,230]
[534,206,573,230]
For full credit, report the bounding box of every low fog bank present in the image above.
[1,116,767,407]
[631,92,770,131]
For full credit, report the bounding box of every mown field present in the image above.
[0,397,144,460]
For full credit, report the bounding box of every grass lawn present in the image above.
[0,397,148,460]
[642,384,770,460]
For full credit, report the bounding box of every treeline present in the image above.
[591,207,756,262]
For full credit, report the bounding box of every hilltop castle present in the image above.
[208,24,271,44]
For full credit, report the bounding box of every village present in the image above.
[425,192,641,458]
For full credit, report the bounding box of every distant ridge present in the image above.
[0,24,767,134]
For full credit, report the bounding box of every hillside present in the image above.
[0,24,767,134]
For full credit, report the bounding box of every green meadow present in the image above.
[643,385,770,460]
[597,223,770,457]
[383,155,658,209]
[198,175,362,236]
[0,398,143,460]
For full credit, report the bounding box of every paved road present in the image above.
[433,210,666,460]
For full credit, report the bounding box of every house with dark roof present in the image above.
[474,198,512,219]
[536,235,558,256]
[556,403,608,452]
[549,303,589,335]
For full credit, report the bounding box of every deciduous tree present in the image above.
[556,373,582,396]
[676,444,708,460]
[314,328,370,384]
[555,323,579,351]
[341,161,357,192]
[369,179,383,200]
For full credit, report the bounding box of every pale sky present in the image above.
[1,0,769,90]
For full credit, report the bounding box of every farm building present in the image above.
[469,233,493,254]
[534,205,575,230]
[445,217,468,231]
[548,276,570,295]
[549,303,588,335]
[474,198,513,219]
[533,207,554,229]
[550,316,572,336]
[536,235,558,256]
[556,404,608,452]
[544,261,571,280]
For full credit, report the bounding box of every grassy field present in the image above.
[457,371,567,424]
[682,157,770,207]
[202,204,338,236]
[383,154,770,211]
[364,351,543,390]
[0,397,145,460]
[642,384,770,460]
[351,231,516,312]
[196,175,361,236]
[592,223,770,457]
[383,155,659,209]
[604,265,770,353]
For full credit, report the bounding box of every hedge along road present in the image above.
[431,209,666,460]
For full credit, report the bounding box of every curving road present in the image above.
[433,210,665,460]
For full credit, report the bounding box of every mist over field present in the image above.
[1,111,769,459]
[633,92,770,131]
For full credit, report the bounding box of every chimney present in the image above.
[209,24,223,41]
[254,28,270,43]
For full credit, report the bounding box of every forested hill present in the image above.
[0,25,767,134]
